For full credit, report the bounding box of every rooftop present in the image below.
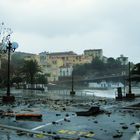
[49,51,77,56]
[84,49,103,52]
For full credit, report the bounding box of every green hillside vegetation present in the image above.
[73,57,128,77]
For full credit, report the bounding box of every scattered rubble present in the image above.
[122,125,128,129]
[135,123,140,129]
[76,106,103,116]
[56,113,61,116]
[113,131,123,138]
[52,121,58,125]
[94,120,98,124]
[64,118,71,122]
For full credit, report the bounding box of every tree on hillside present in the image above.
[0,58,9,87]
[106,57,124,75]
[11,76,23,88]
[21,59,42,85]
[11,53,25,70]
[107,57,121,68]
[0,53,25,87]
[73,63,89,76]
[130,63,140,81]
[73,57,128,78]
[35,74,48,87]
[91,58,105,70]
[131,63,140,75]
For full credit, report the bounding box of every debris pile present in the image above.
[76,106,104,116]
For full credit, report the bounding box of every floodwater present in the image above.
[1,86,140,99]
[83,89,116,98]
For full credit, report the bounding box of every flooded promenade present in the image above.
[0,88,140,140]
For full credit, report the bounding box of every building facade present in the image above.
[84,49,103,60]
[117,54,128,65]
[59,65,73,77]
[13,49,102,82]
[38,51,92,82]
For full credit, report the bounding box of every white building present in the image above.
[89,81,124,89]
[59,65,73,77]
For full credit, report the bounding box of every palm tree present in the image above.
[21,59,42,86]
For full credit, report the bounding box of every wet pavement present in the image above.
[0,89,140,140]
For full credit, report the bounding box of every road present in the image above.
[0,89,140,140]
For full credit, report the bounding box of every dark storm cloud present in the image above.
[0,0,140,63]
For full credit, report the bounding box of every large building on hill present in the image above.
[48,51,77,66]
[38,51,92,81]
[10,50,129,82]
[48,51,92,66]
[84,49,103,60]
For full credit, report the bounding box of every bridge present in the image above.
[54,74,128,86]
[82,74,128,82]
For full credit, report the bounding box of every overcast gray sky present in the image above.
[0,0,140,63]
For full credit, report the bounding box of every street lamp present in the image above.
[128,62,132,94]
[126,62,135,99]
[70,69,75,95]
[0,23,18,103]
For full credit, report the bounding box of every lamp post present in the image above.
[128,62,132,94]
[70,69,75,95]
[126,62,135,99]
[122,71,126,94]
[0,23,18,103]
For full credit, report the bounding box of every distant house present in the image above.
[102,56,108,63]
[89,81,124,89]
[84,49,103,60]
[38,51,92,82]
[117,54,128,65]
[49,51,76,67]
[59,65,73,77]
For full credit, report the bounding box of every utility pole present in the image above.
[126,61,135,99]
[70,70,75,95]
[0,23,18,103]
[128,62,132,94]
